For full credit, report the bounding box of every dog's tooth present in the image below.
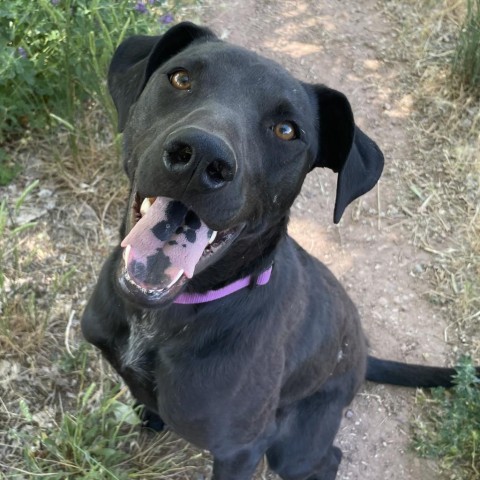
[123,244,131,264]
[167,269,184,289]
[140,198,152,216]
[208,231,218,244]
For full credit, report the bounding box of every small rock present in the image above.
[38,189,53,199]
[345,409,354,419]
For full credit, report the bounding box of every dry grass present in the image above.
[0,106,209,477]
[378,3,480,477]
[382,0,480,356]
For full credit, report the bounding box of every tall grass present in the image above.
[453,0,480,92]
[0,0,186,184]
[0,0,180,141]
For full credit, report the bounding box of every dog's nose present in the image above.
[163,130,236,191]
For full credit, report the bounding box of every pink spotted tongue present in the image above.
[121,197,212,290]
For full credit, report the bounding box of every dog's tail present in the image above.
[366,355,480,388]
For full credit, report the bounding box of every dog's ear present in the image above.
[312,85,384,223]
[108,22,217,131]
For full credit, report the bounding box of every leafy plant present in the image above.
[0,147,21,185]
[5,345,201,479]
[0,0,179,140]
[412,357,480,479]
[13,358,142,479]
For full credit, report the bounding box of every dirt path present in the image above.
[200,1,449,478]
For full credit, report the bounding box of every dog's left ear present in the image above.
[312,85,384,223]
[108,22,217,131]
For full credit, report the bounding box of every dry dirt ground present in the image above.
[200,0,451,478]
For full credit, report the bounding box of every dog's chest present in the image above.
[121,311,191,379]
[121,311,160,377]
[121,310,275,448]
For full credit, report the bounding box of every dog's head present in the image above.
[108,22,384,307]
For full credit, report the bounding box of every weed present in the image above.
[15,366,141,478]
[0,0,182,142]
[413,357,480,479]
[2,345,204,478]
[0,147,21,186]
[453,0,480,92]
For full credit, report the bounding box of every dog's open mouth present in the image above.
[118,194,240,305]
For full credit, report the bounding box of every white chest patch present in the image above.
[121,311,157,377]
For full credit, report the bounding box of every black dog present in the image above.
[82,22,473,480]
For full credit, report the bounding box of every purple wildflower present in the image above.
[134,2,148,13]
[159,13,174,24]
[148,0,155,4]
[17,47,27,58]
[51,0,60,5]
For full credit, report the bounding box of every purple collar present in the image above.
[174,266,273,305]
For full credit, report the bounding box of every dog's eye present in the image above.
[273,122,297,141]
[169,70,191,90]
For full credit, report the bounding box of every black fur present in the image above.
[82,22,477,480]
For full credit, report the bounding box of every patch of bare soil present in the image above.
[200,0,451,478]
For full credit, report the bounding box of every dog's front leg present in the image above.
[212,447,265,480]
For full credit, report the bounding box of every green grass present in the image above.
[0,147,21,185]
[4,345,203,479]
[413,357,480,479]
[12,357,142,479]
[0,0,184,144]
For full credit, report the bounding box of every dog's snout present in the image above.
[163,130,236,191]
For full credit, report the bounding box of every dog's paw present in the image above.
[135,403,166,432]
[332,446,342,463]
[143,410,165,431]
